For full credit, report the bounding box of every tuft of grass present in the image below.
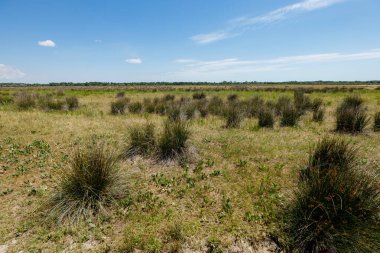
[286,137,380,253]
[0,93,13,104]
[312,107,324,122]
[14,92,36,109]
[300,137,356,181]
[192,92,206,100]
[126,123,156,156]
[245,95,265,118]
[116,91,125,98]
[39,95,65,111]
[227,94,238,102]
[280,104,300,127]
[47,143,124,224]
[111,97,129,115]
[65,96,79,110]
[258,107,274,128]
[158,120,190,159]
[207,96,225,116]
[336,96,369,133]
[374,112,380,132]
[294,90,311,113]
[275,96,292,116]
[128,101,143,113]
[224,102,245,128]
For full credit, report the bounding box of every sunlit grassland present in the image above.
[0,86,379,252]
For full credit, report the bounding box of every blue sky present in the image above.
[1,0,380,83]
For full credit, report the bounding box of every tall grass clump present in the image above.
[286,137,380,253]
[258,107,274,128]
[374,112,380,132]
[128,101,143,113]
[47,143,124,223]
[208,96,225,116]
[126,123,156,156]
[245,96,265,118]
[280,104,300,127]
[0,93,13,104]
[65,96,79,110]
[336,96,369,133]
[311,98,324,122]
[111,97,129,115]
[224,102,245,128]
[193,92,206,100]
[275,96,292,116]
[294,89,311,113]
[14,92,36,109]
[158,120,190,159]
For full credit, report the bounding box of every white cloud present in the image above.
[175,49,380,74]
[125,58,142,64]
[38,40,56,47]
[192,0,346,44]
[174,59,196,63]
[94,39,102,43]
[191,32,229,44]
[0,64,26,80]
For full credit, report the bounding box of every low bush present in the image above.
[158,120,190,159]
[47,143,124,223]
[286,137,380,253]
[127,123,156,156]
[111,97,129,115]
[336,96,369,133]
[374,112,380,132]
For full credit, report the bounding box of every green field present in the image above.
[0,85,379,252]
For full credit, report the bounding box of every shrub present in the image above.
[127,123,156,156]
[208,96,225,116]
[47,143,124,223]
[128,101,143,113]
[336,96,369,133]
[224,103,245,128]
[158,120,190,159]
[374,112,380,132]
[258,108,274,128]
[193,92,206,100]
[65,96,79,110]
[280,104,299,127]
[287,137,380,253]
[111,97,129,115]
[14,92,37,109]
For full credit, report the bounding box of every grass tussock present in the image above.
[47,143,125,224]
[374,112,380,132]
[128,101,143,113]
[193,92,206,100]
[111,97,129,115]
[258,107,274,128]
[126,123,156,156]
[280,104,300,127]
[224,103,245,128]
[336,96,369,133]
[286,137,380,253]
[158,120,190,159]
[65,96,79,110]
[14,92,37,109]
